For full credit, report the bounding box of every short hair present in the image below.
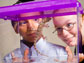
[11,0,34,27]
[15,0,34,4]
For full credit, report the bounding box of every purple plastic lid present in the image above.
[0,0,83,21]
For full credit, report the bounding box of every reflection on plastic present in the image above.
[4,55,78,63]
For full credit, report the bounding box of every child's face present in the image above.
[14,12,43,42]
[53,15,77,46]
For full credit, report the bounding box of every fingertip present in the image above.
[11,52,14,57]
[11,52,16,59]
[25,48,29,54]
[65,46,69,51]
[24,48,29,57]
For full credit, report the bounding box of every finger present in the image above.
[11,52,17,62]
[11,52,16,60]
[79,53,84,62]
[24,48,29,58]
[65,46,73,62]
[65,46,73,56]
[23,48,29,62]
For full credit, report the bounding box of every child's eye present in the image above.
[34,19,38,21]
[19,21,27,25]
[66,23,73,28]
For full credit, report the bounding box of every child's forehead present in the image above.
[53,15,77,26]
[54,15,77,21]
[19,12,41,17]
[53,8,77,14]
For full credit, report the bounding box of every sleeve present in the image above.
[4,53,12,63]
[3,48,22,63]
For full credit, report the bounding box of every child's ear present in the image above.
[14,23,19,34]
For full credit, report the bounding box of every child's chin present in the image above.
[69,43,76,47]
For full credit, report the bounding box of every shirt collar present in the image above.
[20,38,46,55]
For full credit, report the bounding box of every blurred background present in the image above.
[0,0,84,62]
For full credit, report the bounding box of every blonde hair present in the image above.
[81,14,84,45]
[53,7,77,16]
[53,8,84,46]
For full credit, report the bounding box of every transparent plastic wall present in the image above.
[0,0,83,63]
